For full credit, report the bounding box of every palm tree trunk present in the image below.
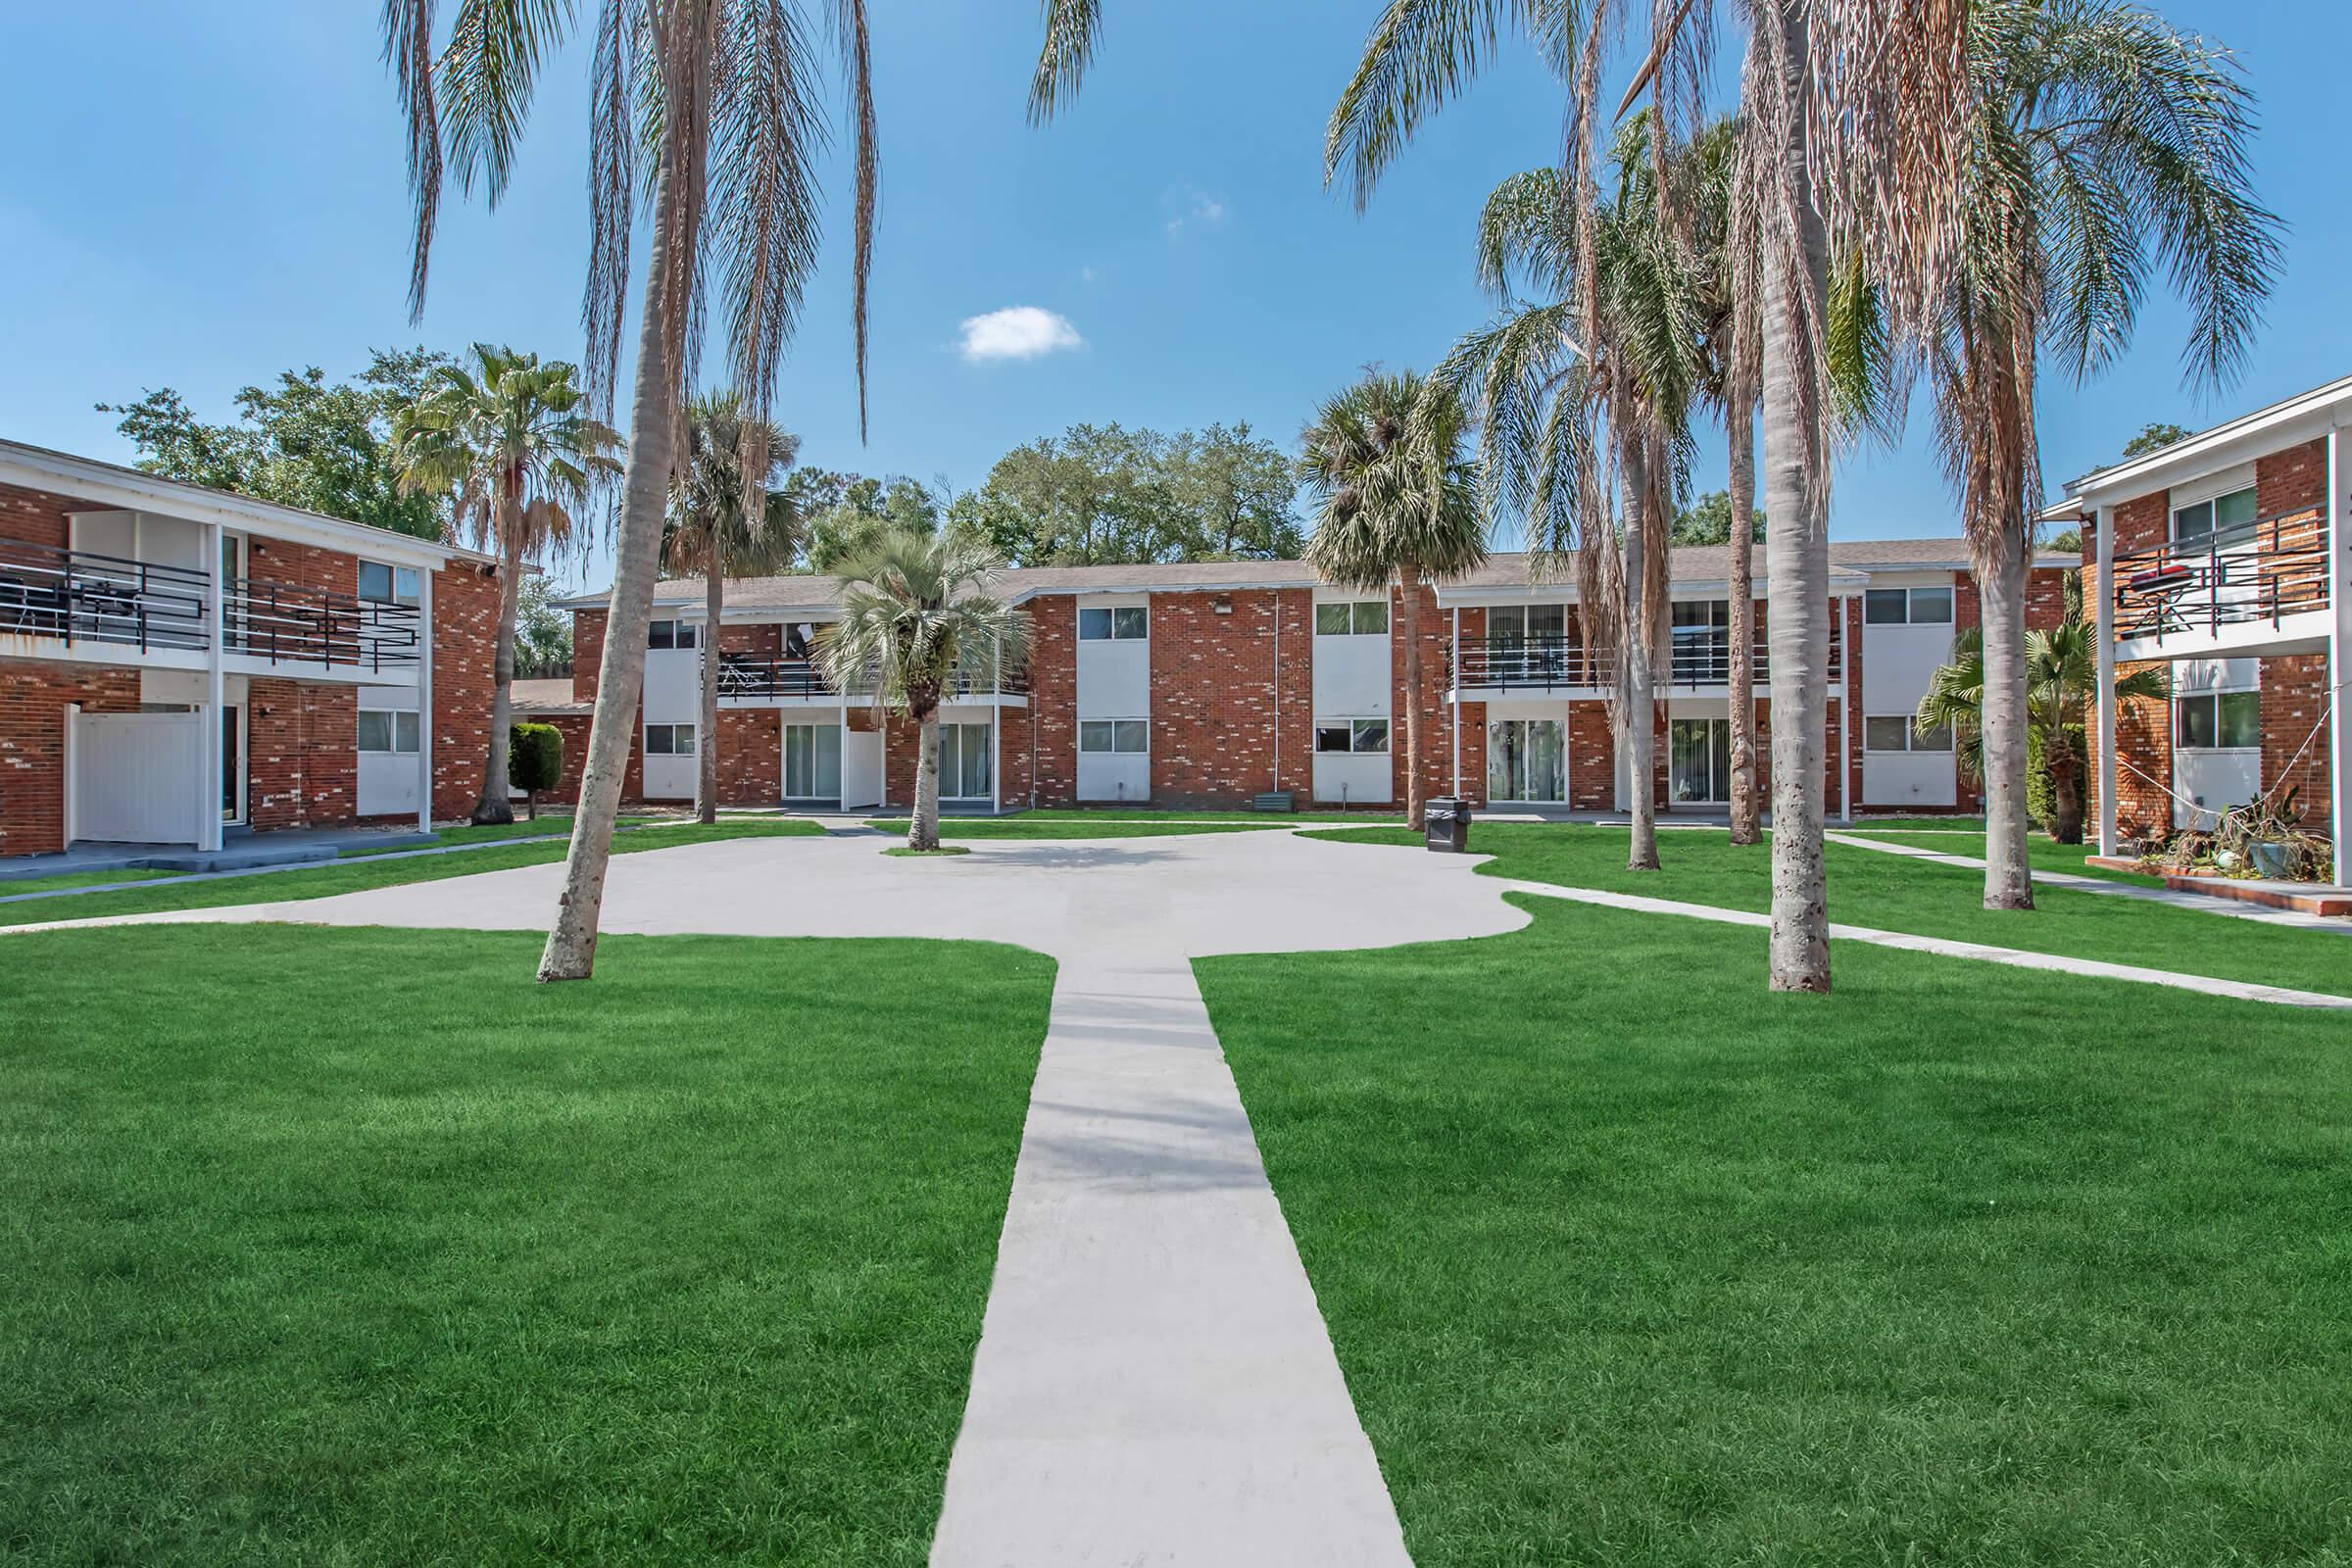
[1623,435,1660,871]
[472,509,522,825]
[539,159,685,983]
[697,553,722,825]
[1979,526,2035,906]
[1727,392,1761,846]
[2047,717,2085,844]
[1399,564,1428,831]
[1762,0,1832,991]
[910,703,943,851]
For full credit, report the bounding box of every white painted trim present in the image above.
[2096,504,2119,856]
[417,565,436,833]
[2329,424,2351,880]
[2062,372,2352,505]
[1449,608,1462,798]
[63,703,79,847]
[202,521,225,853]
[2164,462,2257,515]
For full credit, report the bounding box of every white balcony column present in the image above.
[416,565,436,835]
[2095,504,2119,857]
[2328,422,2351,880]
[1450,607,1462,798]
[201,520,225,853]
[1838,594,1854,823]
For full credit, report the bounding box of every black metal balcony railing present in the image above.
[0,538,210,654]
[2113,505,2330,643]
[1449,631,1840,690]
[227,577,422,672]
[716,653,1029,701]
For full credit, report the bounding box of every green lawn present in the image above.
[335,814,676,856]
[0,866,178,897]
[0,923,1054,1565]
[1306,824,2352,998]
[0,820,823,928]
[1836,827,2163,884]
[865,818,1291,839]
[1197,895,2352,1566]
[1007,808,1409,824]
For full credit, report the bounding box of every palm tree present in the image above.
[392,345,621,825]
[663,390,805,824]
[1916,616,2168,844]
[1927,0,2277,909]
[384,0,878,980]
[818,529,1031,852]
[1299,370,1488,833]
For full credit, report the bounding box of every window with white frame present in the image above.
[938,722,993,798]
[1079,719,1150,754]
[357,561,422,607]
[1314,600,1391,635]
[644,721,697,757]
[1483,603,1565,643]
[1314,718,1390,755]
[1079,606,1149,641]
[358,709,421,755]
[2177,691,2260,750]
[648,618,699,650]
[1864,716,1952,753]
[1863,586,1954,626]
[2172,484,2258,549]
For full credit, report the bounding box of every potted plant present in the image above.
[2215,789,2329,883]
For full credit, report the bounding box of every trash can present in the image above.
[1425,797,1470,853]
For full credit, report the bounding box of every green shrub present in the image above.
[508,723,564,819]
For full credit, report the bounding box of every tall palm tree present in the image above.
[1299,370,1488,833]
[384,0,878,980]
[392,344,621,824]
[1928,0,2277,909]
[818,529,1031,852]
[663,389,805,824]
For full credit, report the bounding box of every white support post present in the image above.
[1450,607,1463,799]
[2095,504,2120,857]
[835,703,847,810]
[2328,424,2351,881]
[201,521,225,852]
[416,565,435,835]
[63,703,79,848]
[1837,594,1851,823]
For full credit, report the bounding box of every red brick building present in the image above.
[0,439,504,858]
[2049,374,2350,872]
[534,541,2070,817]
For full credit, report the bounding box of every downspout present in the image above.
[1272,592,1282,794]
[1450,605,1462,798]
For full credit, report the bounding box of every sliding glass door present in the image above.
[784,723,842,801]
[938,722,993,800]
[1669,717,1731,804]
[1488,718,1565,803]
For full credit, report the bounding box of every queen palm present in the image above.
[1928,0,2276,909]
[663,390,805,824]
[1300,370,1487,834]
[385,0,878,979]
[392,344,621,824]
[818,529,1031,852]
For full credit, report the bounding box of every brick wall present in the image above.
[247,676,357,830]
[1150,590,1291,807]
[573,609,608,702]
[2261,653,2332,834]
[2257,437,2327,516]
[1390,579,1457,806]
[0,664,143,855]
[1027,596,1077,807]
[0,482,76,551]
[716,708,781,802]
[431,562,503,821]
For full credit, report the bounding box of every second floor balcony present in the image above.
[716,652,1029,704]
[1449,630,1841,693]
[2112,504,2330,653]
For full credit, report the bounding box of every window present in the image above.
[938,722,993,797]
[1079,719,1150,754]
[1866,586,1953,625]
[1315,600,1389,635]
[1671,600,1731,679]
[784,723,841,799]
[1079,606,1148,640]
[1314,719,1389,755]
[2173,484,2258,548]
[359,709,421,755]
[357,561,421,607]
[1485,604,1565,642]
[648,618,700,650]
[2178,691,2260,750]
[1864,716,1952,753]
[1491,718,1566,802]
[645,722,697,757]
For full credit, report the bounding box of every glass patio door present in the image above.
[1488,718,1565,803]
[784,722,841,801]
[1669,717,1731,804]
[938,722,993,800]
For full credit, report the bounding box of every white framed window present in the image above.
[1484,603,1566,642]
[648,618,700,650]
[2177,691,2260,750]
[2172,484,2258,549]
[645,721,697,757]
[1079,719,1150,754]
[1864,586,1954,626]
[357,560,422,607]
[938,722,993,798]
[1314,718,1389,755]
[359,709,421,755]
[1865,716,1952,753]
[1315,600,1391,636]
[1079,606,1149,641]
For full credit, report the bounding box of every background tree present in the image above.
[1300,369,1486,833]
[393,345,621,825]
[101,348,455,537]
[508,721,565,820]
[514,575,574,677]
[952,420,1301,565]
[387,0,880,980]
[664,389,805,823]
[1669,489,1766,547]
[1926,0,2276,910]
[796,472,946,570]
[1166,421,1303,559]
[817,528,1030,851]
[2122,420,2193,460]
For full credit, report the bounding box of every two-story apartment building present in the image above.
[535,540,2070,817]
[2049,374,2351,874]
[0,439,503,858]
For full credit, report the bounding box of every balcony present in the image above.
[717,653,1029,702]
[1449,632,1840,692]
[2112,505,2329,650]
[226,577,422,674]
[1667,636,1841,686]
[0,538,209,655]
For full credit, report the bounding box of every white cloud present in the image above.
[1165,188,1227,238]
[958,306,1085,364]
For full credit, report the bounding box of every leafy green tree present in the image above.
[663,390,805,823]
[1670,490,1765,547]
[392,345,621,826]
[2122,421,2193,460]
[818,528,1030,851]
[1165,422,1301,559]
[514,574,573,679]
[1300,369,1486,832]
[100,348,455,537]
[956,421,1300,565]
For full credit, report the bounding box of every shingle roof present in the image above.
[511,677,589,714]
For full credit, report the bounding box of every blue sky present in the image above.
[3,2,2345,591]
